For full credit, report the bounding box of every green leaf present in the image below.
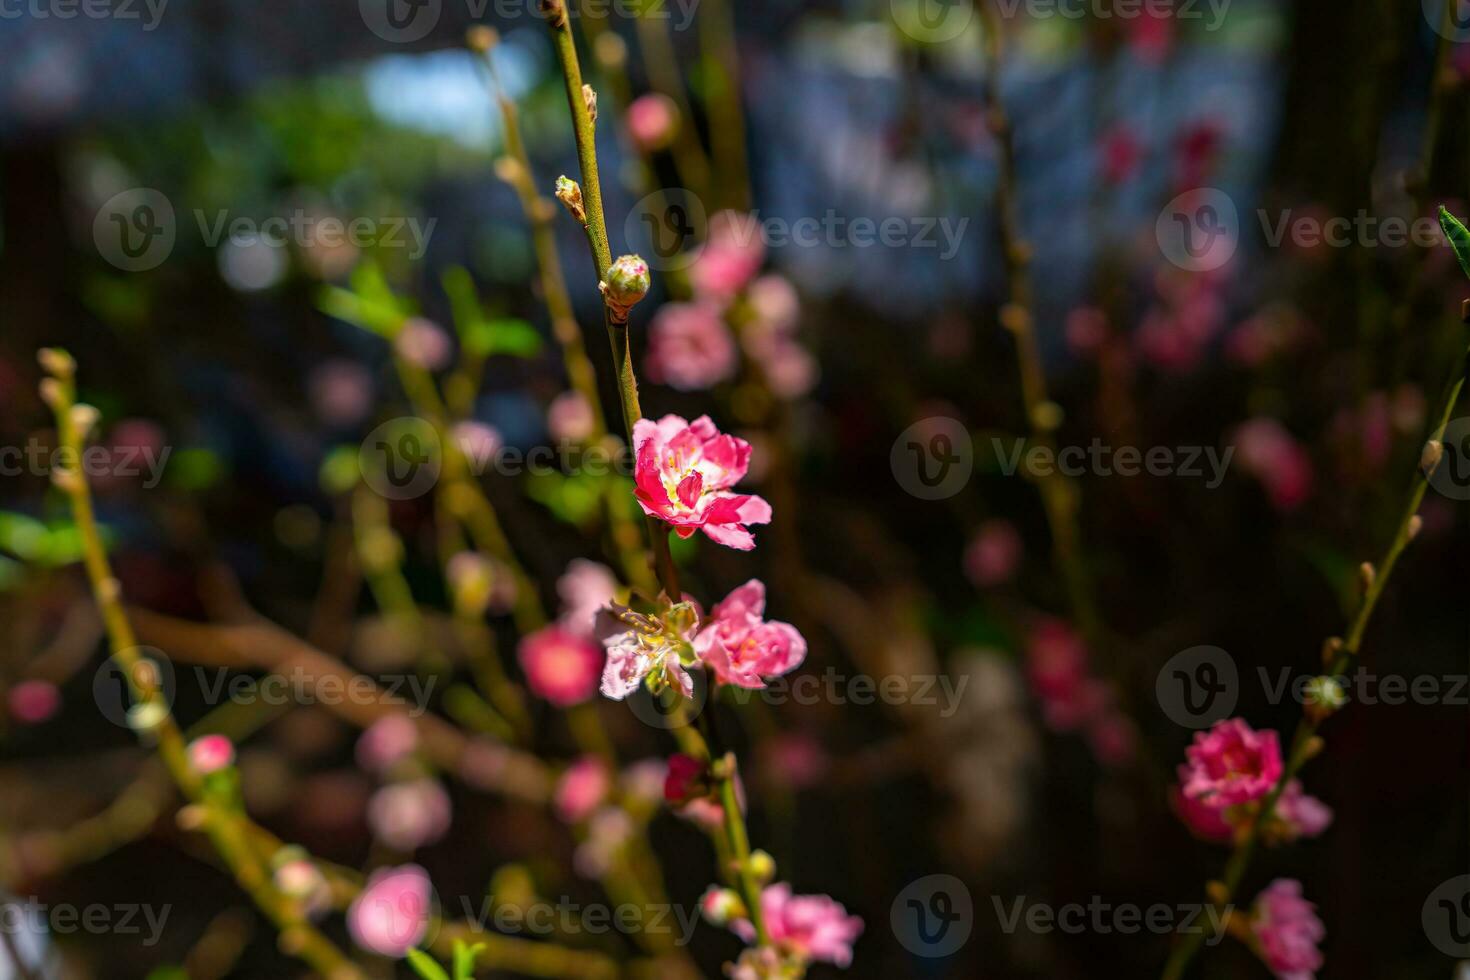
[452,939,485,980]
[462,317,542,359]
[1438,206,1470,282]
[441,265,484,338]
[404,947,451,980]
[317,261,413,337]
[0,512,49,561]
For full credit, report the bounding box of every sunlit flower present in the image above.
[519,625,603,707]
[1249,879,1324,980]
[693,580,806,689]
[633,414,771,550]
[601,602,700,700]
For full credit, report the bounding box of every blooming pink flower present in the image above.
[632,414,771,550]
[547,390,596,444]
[1274,780,1333,840]
[308,360,373,427]
[1171,781,1236,843]
[188,734,235,775]
[690,211,764,301]
[729,884,864,968]
[1026,619,1110,733]
[556,559,619,637]
[693,580,806,689]
[1180,718,1283,807]
[1250,879,1324,980]
[1234,418,1314,512]
[964,520,1022,587]
[367,778,452,851]
[663,753,706,805]
[518,625,603,706]
[8,680,60,724]
[348,864,433,957]
[356,715,420,774]
[555,756,612,825]
[600,619,696,700]
[394,318,453,371]
[626,92,678,152]
[645,302,737,391]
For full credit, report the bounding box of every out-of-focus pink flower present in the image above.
[452,421,502,471]
[1250,879,1324,980]
[555,756,612,825]
[1174,118,1225,190]
[645,302,737,391]
[556,559,618,637]
[274,857,331,915]
[1180,718,1282,807]
[309,360,373,427]
[1128,9,1174,64]
[394,318,453,371]
[547,391,596,444]
[1234,418,1314,512]
[1066,306,1109,355]
[348,864,433,957]
[1274,780,1333,840]
[751,337,818,400]
[188,734,235,775]
[763,733,829,790]
[446,551,515,616]
[356,715,420,774]
[1026,619,1093,727]
[626,92,679,152]
[574,806,633,879]
[729,884,864,968]
[1086,713,1137,766]
[621,758,667,805]
[367,778,452,852]
[632,414,771,550]
[8,680,60,724]
[1171,782,1236,843]
[518,625,603,707]
[1098,126,1143,184]
[693,580,806,689]
[964,520,1022,587]
[747,274,800,334]
[663,753,706,805]
[690,211,765,301]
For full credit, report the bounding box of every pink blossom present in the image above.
[1250,879,1324,980]
[367,778,452,851]
[1026,619,1113,734]
[573,806,633,879]
[663,753,706,805]
[690,211,764,300]
[188,735,235,775]
[621,759,668,805]
[763,733,829,790]
[1274,780,1333,840]
[963,520,1022,587]
[556,559,619,636]
[308,360,373,427]
[555,756,612,825]
[729,884,864,968]
[751,337,818,400]
[645,302,737,391]
[1180,718,1283,807]
[1086,712,1137,766]
[452,421,502,470]
[547,390,596,443]
[747,274,800,333]
[394,317,453,371]
[8,680,60,724]
[1128,8,1174,64]
[274,858,331,915]
[1171,782,1236,843]
[632,414,771,550]
[348,864,433,957]
[693,580,806,689]
[626,92,678,152]
[600,617,697,700]
[518,625,603,706]
[356,715,420,774]
[1234,418,1314,512]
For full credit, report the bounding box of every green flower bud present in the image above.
[601,254,650,322]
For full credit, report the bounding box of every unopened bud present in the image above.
[1358,561,1376,592]
[1407,514,1424,540]
[70,404,100,441]
[1320,636,1343,668]
[38,378,65,410]
[537,0,567,28]
[37,348,75,379]
[1421,439,1444,477]
[555,176,585,224]
[747,849,776,884]
[1303,675,1347,722]
[601,254,651,323]
[626,93,679,152]
[582,83,598,123]
[699,887,745,926]
[466,25,498,53]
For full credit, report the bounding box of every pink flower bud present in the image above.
[188,735,235,775]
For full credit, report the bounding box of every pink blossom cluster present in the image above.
[1172,718,1331,844]
[708,882,864,973]
[1024,619,1135,765]
[1250,879,1325,980]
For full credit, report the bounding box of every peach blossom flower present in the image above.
[645,302,737,391]
[8,680,60,725]
[1234,418,1314,512]
[547,391,596,443]
[555,756,612,825]
[348,864,433,957]
[518,625,603,706]
[728,884,864,968]
[1250,879,1324,980]
[690,211,764,301]
[556,559,618,637]
[356,715,419,774]
[1180,718,1282,807]
[632,414,771,550]
[625,92,678,152]
[693,579,806,689]
[367,778,452,851]
[188,735,235,775]
[964,520,1022,587]
[394,317,453,371]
